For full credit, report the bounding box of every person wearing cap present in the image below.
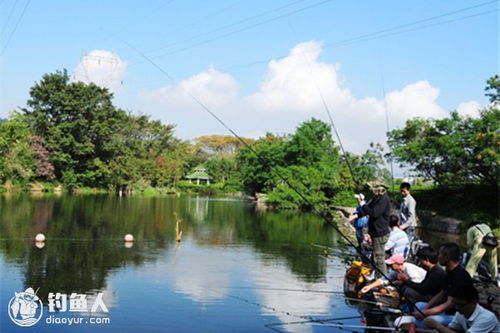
[360,253,426,294]
[385,215,409,256]
[349,182,391,277]
[351,193,369,248]
[399,182,417,240]
[421,284,499,333]
[465,220,498,282]
[399,247,446,306]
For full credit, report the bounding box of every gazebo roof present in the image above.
[185,167,212,180]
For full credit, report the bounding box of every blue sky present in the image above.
[1,0,498,158]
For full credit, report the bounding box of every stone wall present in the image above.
[417,210,463,234]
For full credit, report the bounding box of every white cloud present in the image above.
[384,80,448,122]
[247,256,346,333]
[246,41,350,113]
[456,100,481,118]
[73,50,127,93]
[139,65,238,113]
[136,41,457,153]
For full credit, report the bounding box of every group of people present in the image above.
[347,181,499,332]
[348,181,417,278]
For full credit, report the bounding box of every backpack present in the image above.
[475,225,498,248]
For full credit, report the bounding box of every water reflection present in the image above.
[0,194,354,332]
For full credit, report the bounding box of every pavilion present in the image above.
[185,166,212,185]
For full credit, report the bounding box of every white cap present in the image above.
[354,193,365,201]
[394,316,416,327]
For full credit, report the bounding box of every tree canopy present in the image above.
[388,77,499,187]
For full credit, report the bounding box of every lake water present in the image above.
[0,194,365,332]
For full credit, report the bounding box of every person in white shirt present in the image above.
[400,182,417,239]
[385,215,410,256]
[361,254,426,294]
[422,284,499,333]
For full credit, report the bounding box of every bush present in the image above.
[332,190,357,207]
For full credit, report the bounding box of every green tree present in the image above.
[22,70,127,186]
[236,133,286,195]
[387,108,499,186]
[205,156,238,183]
[485,74,499,104]
[0,113,35,182]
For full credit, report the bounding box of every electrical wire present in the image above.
[109,0,499,322]
[142,0,308,55]
[1,0,30,55]
[128,0,333,65]
[0,0,19,37]
[217,2,497,73]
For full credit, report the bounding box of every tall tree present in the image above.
[22,70,126,186]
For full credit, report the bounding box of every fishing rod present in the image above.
[264,315,363,333]
[288,22,359,187]
[227,286,345,294]
[381,72,395,192]
[285,22,430,318]
[342,297,402,314]
[117,36,427,319]
[310,322,401,331]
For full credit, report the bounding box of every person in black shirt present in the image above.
[398,247,446,305]
[349,183,391,277]
[412,242,474,329]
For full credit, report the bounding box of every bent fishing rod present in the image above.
[116,37,426,318]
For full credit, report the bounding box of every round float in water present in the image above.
[35,233,46,242]
[124,234,134,242]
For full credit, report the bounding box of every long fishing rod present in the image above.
[381,72,395,192]
[310,322,401,331]
[288,22,358,186]
[117,36,427,319]
[264,315,363,333]
[227,286,345,294]
[286,22,429,318]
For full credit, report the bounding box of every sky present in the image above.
[0,0,498,161]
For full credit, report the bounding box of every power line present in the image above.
[1,0,31,55]
[217,2,497,72]
[84,0,177,51]
[323,0,497,49]
[325,9,499,49]
[0,0,19,37]
[143,0,308,55]
[128,0,333,66]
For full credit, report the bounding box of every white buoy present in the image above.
[124,234,134,242]
[35,233,46,242]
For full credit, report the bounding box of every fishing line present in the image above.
[218,291,313,320]
[287,21,358,186]
[227,286,345,294]
[115,35,427,319]
[265,315,363,333]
